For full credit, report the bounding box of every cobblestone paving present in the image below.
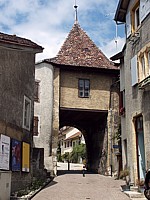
[32,170,130,200]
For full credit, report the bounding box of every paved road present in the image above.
[32,163,130,200]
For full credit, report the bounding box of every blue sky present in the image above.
[0,0,125,61]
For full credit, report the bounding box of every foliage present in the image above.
[14,179,44,197]
[57,153,63,162]
[119,168,130,178]
[113,123,121,142]
[136,179,145,186]
[62,152,70,161]
[119,168,130,185]
[70,144,86,163]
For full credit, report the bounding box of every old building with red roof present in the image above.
[0,32,43,195]
[34,17,120,176]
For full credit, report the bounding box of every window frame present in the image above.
[23,95,31,131]
[138,44,150,82]
[34,80,40,102]
[148,51,150,74]
[33,116,39,136]
[131,0,140,33]
[120,90,125,116]
[78,79,90,98]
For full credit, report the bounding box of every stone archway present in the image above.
[59,108,108,173]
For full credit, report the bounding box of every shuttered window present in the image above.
[34,81,40,102]
[33,116,39,136]
[78,79,90,98]
[131,55,138,86]
[140,0,150,23]
[126,12,131,38]
[23,96,31,131]
[119,90,125,115]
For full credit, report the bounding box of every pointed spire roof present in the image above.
[49,23,117,70]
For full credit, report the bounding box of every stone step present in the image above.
[130,186,139,192]
[124,190,145,198]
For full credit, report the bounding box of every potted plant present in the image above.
[136,179,145,193]
[119,168,130,191]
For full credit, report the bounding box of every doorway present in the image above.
[136,116,146,179]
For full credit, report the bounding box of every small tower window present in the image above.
[78,79,90,98]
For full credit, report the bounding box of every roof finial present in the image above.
[74,0,78,24]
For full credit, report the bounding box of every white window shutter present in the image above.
[140,0,150,22]
[126,12,131,38]
[131,55,138,86]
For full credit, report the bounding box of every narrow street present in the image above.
[32,163,130,200]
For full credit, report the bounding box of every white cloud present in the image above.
[0,0,123,61]
[101,37,125,59]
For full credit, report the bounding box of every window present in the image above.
[120,90,125,115]
[23,96,31,131]
[141,56,146,79]
[70,141,72,147]
[148,51,150,73]
[34,80,40,102]
[78,79,90,97]
[131,55,138,86]
[131,1,140,32]
[138,44,150,82]
[33,116,39,136]
[136,116,143,131]
[135,6,140,28]
[67,141,69,147]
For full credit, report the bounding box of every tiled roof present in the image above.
[65,132,81,140]
[47,23,118,70]
[0,32,43,51]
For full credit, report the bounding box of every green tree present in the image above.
[70,144,86,163]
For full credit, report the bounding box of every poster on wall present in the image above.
[11,139,21,171]
[0,134,10,170]
[22,142,30,172]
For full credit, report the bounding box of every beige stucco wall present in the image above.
[60,70,112,110]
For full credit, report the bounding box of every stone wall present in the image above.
[0,47,35,192]
[123,13,150,183]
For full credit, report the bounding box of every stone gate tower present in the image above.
[45,21,120,175]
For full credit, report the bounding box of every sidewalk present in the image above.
[122,188,147,200]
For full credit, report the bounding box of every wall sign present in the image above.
[11,139,21,171]
[0,134,10,170]
[22,142,30,172]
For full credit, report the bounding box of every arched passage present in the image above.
[59,108,108,173]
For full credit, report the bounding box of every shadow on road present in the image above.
[43,180,58,189]
[57,170,97,176]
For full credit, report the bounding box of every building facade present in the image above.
[47,22,120,175]
[58,126,85,156]
[0,32,43,193]
[33,61,54,173]
[112,0,150,184]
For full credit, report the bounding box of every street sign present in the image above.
[113,145,121,149]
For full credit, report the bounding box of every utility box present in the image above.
[0,171,11,200]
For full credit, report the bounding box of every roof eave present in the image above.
[114,0,130,22]
[110,52,124,61]
[0,41,43,53]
